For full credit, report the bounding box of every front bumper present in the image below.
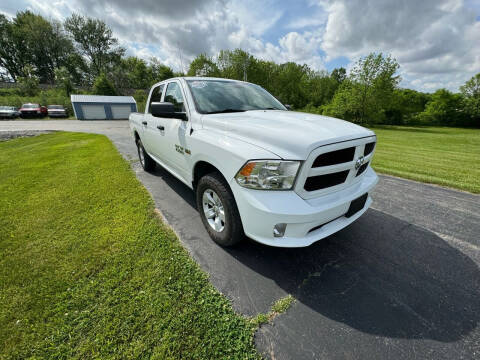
[48,112,67,117]
[230,167,378,247]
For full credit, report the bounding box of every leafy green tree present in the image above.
[307,70,339,107]
[187,54,220,77]
[270,62,311,109]
[460,73,480,125]
[416,89,464,125]
[92,73,116,95]
[55,66,74,96]
[331,67,346,84]
[149,57,175,83]
[324,53,400,124]
[17,65,39,96]
[217,49,256,81]
[64,14,124,81]
[386,88,430,125]
[0,12,76,83]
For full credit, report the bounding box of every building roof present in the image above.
[70,95,136,104]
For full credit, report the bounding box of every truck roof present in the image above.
[159,77,247,83]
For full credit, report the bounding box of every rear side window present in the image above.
[164,82,185,112]
[148,84,164,113]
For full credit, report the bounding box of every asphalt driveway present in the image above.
[1,120,479,359]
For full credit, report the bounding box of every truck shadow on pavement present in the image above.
[227,209,480,342]
[148,164,479,343]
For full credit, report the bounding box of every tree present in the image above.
[149,57,175,83]
[17,65,39,96]
[187,54,220,77]
[385,88,430,125]
[92,73,116,95]
[416,89,464,126]
[331,67,346,84]
[0,12,76,83]
[65,14,124,81]
[55,66,74,96]
[460,73,480,125]
[307,70,339,107]
[324,53,400,124]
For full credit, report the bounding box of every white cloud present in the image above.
[1,0,479,90]
[319,0,480,91]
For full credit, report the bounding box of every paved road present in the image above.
[2,120,479,359]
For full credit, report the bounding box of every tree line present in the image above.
[0,11,478,127]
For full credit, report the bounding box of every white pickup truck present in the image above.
[129,77,378,247]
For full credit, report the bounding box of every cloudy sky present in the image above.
[1,0,479,91]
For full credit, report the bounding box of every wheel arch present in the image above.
[192,160,230,190]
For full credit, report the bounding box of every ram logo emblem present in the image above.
[355,155,365,170]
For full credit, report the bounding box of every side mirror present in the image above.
[285,104,292,111]
[151,102,187,121]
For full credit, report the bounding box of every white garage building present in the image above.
[71,95,137,120]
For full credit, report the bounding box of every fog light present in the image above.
[273,223,287,237]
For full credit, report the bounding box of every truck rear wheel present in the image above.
[136,138,155,172]
[196,172,244,247]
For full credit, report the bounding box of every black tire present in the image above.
[196,172,244,247]
[136,138,156,172]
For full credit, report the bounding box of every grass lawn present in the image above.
[370,126,480,193]
[0,132,258,359]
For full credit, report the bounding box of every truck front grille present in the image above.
[295,136,376,199]
[312,147,355,167]
[304,170,349,191]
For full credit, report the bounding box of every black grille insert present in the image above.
[312,147,355,167]
[356,161,369,177]
[364,142,375,156]
[304,170,349,191]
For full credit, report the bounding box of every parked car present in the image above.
[19,103,48,118]
[129,77,378,248]
[47,105,68,118]
[0,106,20,119]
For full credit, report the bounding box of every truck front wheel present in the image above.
[136,138,156,172]
[196,172,244,247]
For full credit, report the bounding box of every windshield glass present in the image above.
[187,80,286,114]
[48,105,63,109]
[23,104,39,109]
[0,106,9,110]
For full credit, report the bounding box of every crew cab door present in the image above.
[142,84,165,157]
[158,80,191,181]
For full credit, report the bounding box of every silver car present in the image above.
[47,105,68,118]
[0,106,20,119]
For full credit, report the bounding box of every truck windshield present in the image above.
[23,104,39,109]
[187,80,286,114]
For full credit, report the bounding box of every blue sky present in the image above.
[1,0,479,91]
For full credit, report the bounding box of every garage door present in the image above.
[81,105,106,120]
[111,105,132,119]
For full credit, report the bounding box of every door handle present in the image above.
[142,121,147,125]
[157,125,165,131]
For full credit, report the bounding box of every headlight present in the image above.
[235,160,300,190]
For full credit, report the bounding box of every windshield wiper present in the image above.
[204,108,246,114]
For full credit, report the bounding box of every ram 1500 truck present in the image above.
[129,77,378,247]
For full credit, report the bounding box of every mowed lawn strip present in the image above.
[370,126,480,193]
[0,132,259,359]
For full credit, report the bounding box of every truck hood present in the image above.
[201,110,374,159]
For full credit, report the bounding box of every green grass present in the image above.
[370,126,480,193]
[249,295,295,328]
[0,132,259,359]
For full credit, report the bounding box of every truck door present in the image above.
[143,84,165,157]
[159,81,191,181]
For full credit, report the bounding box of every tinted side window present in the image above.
[164,82,185,112]
[148,84,164,113]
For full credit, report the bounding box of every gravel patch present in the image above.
[0,130,55,141]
